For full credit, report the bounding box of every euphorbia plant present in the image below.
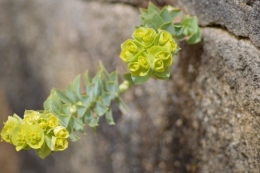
[0,2,201,159]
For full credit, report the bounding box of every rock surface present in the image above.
[171,0,260,48]
[0,0,259,173]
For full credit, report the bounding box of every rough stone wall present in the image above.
[0,0,259,173]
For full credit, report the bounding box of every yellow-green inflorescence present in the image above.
[1,110,69,159]
[120,27,179,84]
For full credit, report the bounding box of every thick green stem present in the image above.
[118,80,131,95]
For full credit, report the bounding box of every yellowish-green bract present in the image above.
[1,110,69,159]
[120,27,178,84]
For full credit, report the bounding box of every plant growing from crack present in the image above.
[0,2,201,159]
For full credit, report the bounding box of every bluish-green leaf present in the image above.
[160,22,176,35]
[36,142,51,159]
[95,101,108,116]
[106,81,117,94]
[44,135,54,151]
[83,71,91,86]
[56,114,71,127]
[116,97,128,114]
[123,73,135,86]
[108,71,118,82]
[81,95,92,108]
[186,27,201,44]
[60,104,71,115]
[76,105,87,119]
[151,13,165,28]
[65,84,77,103]
[131,69,152,85]
[93,78,102,97]
[147,1,160,14]
[68,126,80,141]
[105,109,115,125]
[89,116,99,128]
[72,75,82,100]
[70,116,84,132]
[102,92,112,107]
[55,89,71,104]
[159,7,172,22]
[153,67,171,80]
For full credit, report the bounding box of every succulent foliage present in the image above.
[0,2,201,159]
[139,2,201,44]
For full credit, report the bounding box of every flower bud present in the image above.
[53,126,69,138]
[128,62,140,76]
[153,59,164,72]
[138,56,149,69]
[54,138,68,151]
[1,116,20,143]
[11,125,29,151]
[132,27,146,41]
[23,110,40,125]
[37,118,48,131]
[156,51,172,66]
[121,40,138,53]
[25,125,44,149]
[46,113,58,128]
[158,31,172,45]
[142,28,156,47]
[119,49,134,63]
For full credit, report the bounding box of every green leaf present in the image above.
[76,105,87,119]
[68,126,80,141]
[106,81,117,94]
[187,27,201,44]
[56,113,71,127]
[105,109,115,125]
[83,109,92,124]
[123,73,135,86]
[160,22,176,35]
[89,116,99,128]
[116,97,128,114]
[151,13,165,28]
[173,25,184,37]
[44,135,54,151]
[70,116,84,132]
[147,2,160,14]
[72,75,82,100]
[86,84,94,101]
[159,7,172,22]
[102,92,112,107]
[81,95,92,108]
[44,90,62,115]
[65,84,77,103]
[93,78,103,97]
[98,61,109,79]
[55,89,71,104]
[36,142,51,159]
[153,67,171,79]
[95,101,108,116]
[60,104,71,115]
[131,69,152,85]
[167,6,182,19]
[83,71,92,86]
[141,19,157,30]
[108,71,118,82]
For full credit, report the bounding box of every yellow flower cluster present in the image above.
[120,27,178,82]
[1,110,69,158]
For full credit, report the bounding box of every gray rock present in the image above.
[170,0,260,48]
